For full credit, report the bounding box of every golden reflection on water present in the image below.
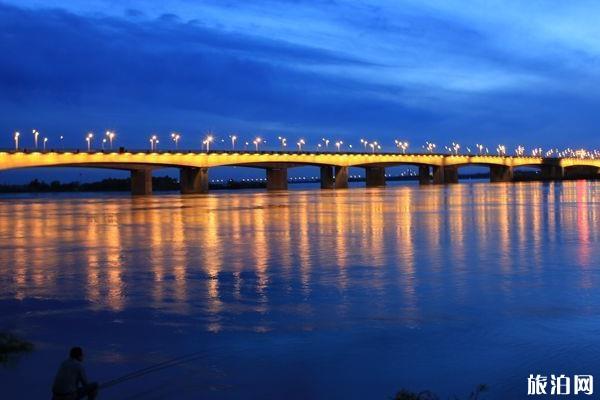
[1,181,599,330]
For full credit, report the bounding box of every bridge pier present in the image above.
[541,165,564,180]
[490,165,513,182]
[131,169,152,195]
[365,166,386,187]
[180,167,208,194]
[443,166,459,184]
[266,167,288,190]
[320,166,335,189]
[432,166,445,184]
[418,166,431,184]
[334,166,349,189]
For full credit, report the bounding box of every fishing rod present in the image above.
[99,350,212,390]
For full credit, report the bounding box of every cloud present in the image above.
[0,0,600,152]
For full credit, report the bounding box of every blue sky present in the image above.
[1,1,600,181]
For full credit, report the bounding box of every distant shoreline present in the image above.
[0,171,580,193]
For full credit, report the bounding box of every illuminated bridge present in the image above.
[1,149,599,195]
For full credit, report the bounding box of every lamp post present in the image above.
[150,135,159,151]
[322,138,330,150]
[33,129,40,149]
[171,133,181,150]
[297,139,305,152]
[253,137,262,151]
[14,131,19,150]
[105,131,115,149]
[86,133,93,151]
[452,142,460,155]
[335,141,343,152]
[102,138,107,150]
[43,137,48,151]
[360,138,367,151]
[230,135,237,150]
[204,135,213,152]
[278,136,287,150]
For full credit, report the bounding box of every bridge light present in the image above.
[171,133,181,150]
[33,129,40,149]
[229,134,237,150]
[105,130,116,150]
[278,136,286,149]
[86,132,94,151]
[452,142,460,155]
[335,141,343,152]
[496,145,506,156]
[297,139,305,152]
[150,134,159,151]
[14,131,20,150]
[253,137,262,151]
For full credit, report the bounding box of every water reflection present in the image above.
[0,181,599,331]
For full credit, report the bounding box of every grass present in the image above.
[0,332,34,363]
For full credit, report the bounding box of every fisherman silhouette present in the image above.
[51,347,99,400]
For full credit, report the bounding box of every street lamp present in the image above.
[360,138,368,151]
[322,138,330,150]
[14,131,19,150]
[59,135,64,150]
[395,140,408,154]
[424,141,436,153]
[452,142,460,155]
[204,135,213,152]
[102,138,107,150]
[171,132,181,150]
[86,133,93,151]
[278,136,287,149]
[515,145,525,156]
[106,130,116,149]
[229,135,237,150]
[150,135,159,151]
[335,140,343,152]
[253,137,262,151]
[43,137,48,151]
[297,139,305,152]
[33,129,40,149]
[496,145,506,156]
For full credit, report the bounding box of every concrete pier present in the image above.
[418,165,431,185]
[490,165,513,182]
[541,165,564,180]
[365,166,386,187]
[432,166,445,184]
[131,169,152,195]
[334,166,349,189]
[180,167,208,194]
[320,166,334,189]
[443,166,459,184]
[266,167,288,190]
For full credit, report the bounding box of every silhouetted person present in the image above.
[52,347,98,400]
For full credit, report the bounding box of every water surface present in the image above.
[1,181,599,399]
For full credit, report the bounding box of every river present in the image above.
[1,180,599,399]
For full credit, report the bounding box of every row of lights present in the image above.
[9,130,600,159]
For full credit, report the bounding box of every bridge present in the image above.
[0,149,599,195]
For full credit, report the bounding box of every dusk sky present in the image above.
[1,1,600,180]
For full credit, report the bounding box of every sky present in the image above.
[1,0,600,181]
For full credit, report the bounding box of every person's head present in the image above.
[69,347,83,362]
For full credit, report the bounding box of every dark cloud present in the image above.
[0,1,599,155]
